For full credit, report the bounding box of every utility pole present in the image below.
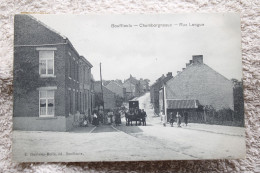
[100,63,104,110]
[129,75,132,99]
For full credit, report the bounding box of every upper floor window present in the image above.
[68,57,71,78]
[39,51,54,77]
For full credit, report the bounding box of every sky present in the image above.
[33,14,242,84]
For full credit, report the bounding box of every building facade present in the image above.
[13,15,94,131]
[94,81,116,110]
[106,81,126,100]
[78,56,94,117]
[123,75,150,100]
[160,55,234,121]
[150,72,173,115]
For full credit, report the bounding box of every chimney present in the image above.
[192,55,203,64]
[189,60,193,64]
[166,72,172,77]
[182,68,185,71]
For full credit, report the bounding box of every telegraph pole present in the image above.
[100,63,104,110]
[129,74,132,98]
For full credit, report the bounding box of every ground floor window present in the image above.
[39,90,55,117]
[70,90,73,114]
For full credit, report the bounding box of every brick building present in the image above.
[94,81,116,110]
[13,15,94,131]
[78,56,95,116]
[106,81,126,100]
[159,55,234,121]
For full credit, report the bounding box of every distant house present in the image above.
[103,79,123,86]
[13,15,94,131]
[150,72,173,115]
[106,81,126,99]
[122,75,150,100]
[94,81,116,110]
[123,75,141,100]
[160,55,234,121]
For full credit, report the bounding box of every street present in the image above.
[12,93,246,162]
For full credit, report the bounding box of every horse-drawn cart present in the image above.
[125,101,146,126]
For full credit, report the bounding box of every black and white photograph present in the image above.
[13,14,245,162]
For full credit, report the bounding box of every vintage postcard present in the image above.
[13,14,245,162]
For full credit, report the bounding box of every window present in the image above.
[74,62,77,80]
[68,57,71,78]
[70,58,75,80]
[39,51,54,77]
[69,90,73,114]
[70,90,73,114]
[39,90,54,117]
[80,92,82,112]
[75,91,78,111]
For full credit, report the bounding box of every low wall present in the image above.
[13,116,67,132]
[66,114,74,131]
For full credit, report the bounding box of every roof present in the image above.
[151,74,173,88]
[80,56,93,68]
[94,81,115,95]
[26,15,93,66]
[167,59,231,85]
[125,75,139,85]
[107,81,124,88]
[166,99,200,109]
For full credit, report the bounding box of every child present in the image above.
[176,112,181,127]
[161,110,166,127]
[169,113,174,127]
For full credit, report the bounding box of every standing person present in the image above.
[112,109,117,125]
[119,109,122,125]
[92,110,98,126]
[160,110,163,122]
[83,113,89,127]
[176,112,181,127]
[169,112,174,127]
[141,109,147,126]
[98,109,103,124]
[160,110,166,127]
[184,112,188,126]
[107,109,112,125]
[110,110,114,124]
[115,109,121,126]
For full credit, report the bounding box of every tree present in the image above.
[231,78,244,124]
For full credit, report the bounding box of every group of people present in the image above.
[83,107,147,127]
[160,111,188,127]
[91,109,123,126]
[107,109,122,126]
[85,107,189,128]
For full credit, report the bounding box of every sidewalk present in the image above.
[151,118,244,137]
[181,123,245,137]
[129,93,245,137]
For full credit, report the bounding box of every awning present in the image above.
[166,99,200,109]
